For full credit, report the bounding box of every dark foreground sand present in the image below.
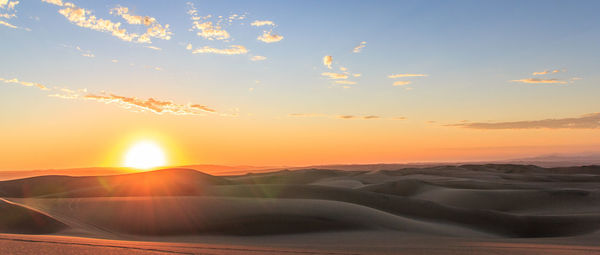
[1,164,599,254]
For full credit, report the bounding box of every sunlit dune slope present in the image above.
[0,168,229,197]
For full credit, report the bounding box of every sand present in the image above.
[0,164,599,254]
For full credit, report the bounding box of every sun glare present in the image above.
[124,141,167,169]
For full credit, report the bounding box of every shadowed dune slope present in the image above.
[11,197,488,237]
[0,168,230,198]
[0,199,67,234]
[204,184,600,238]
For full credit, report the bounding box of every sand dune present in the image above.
[0,198,67,234]
[1,164,600,254]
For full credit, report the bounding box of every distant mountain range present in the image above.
[0,153,598,180]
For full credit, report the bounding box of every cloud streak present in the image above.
[353,41,366,53]
[532,69,561,75]
[83,93,215,115]
[393,81,411,86]
[188,44,248,55]
[0,19,16,28]
[289,113,404,120]
[321,72,348,80]
[250,55,266,61]
[447,113,600,129]
[0,77,50,90]
[2,76,217,116]
[388,74,428,78]
[251,20,274,27]
[511,78,567,84]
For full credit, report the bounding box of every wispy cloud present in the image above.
[144,45,161,51]
[0,77,49,90]
[532,69,562,75]
[109,5,172,43]
[353,41,366,53]
[43,1,171,44]
[321,72,348,80]
[250,55,266,61]
[257,30,283,43]
[188,44,248,55]
[323,55,333,69]
[393,81,411,86]
[251,20,274,27]
[83,93,215,115]
[388,73,428,78]
[335,80,356,85]
[510,78,567,84]
[289,113,403,120]
[2,76,218,116]
[0,19,16,28]
[447,113,600,129]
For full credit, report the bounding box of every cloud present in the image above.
[510,78,567,84]
[0,77,50,90]
[0,20,16,28]
[388,74,428,78]
[55,4,140,42]
[1,0,18,10]
[290,113,397,120]
[335,80,356,85]
[257,31,283,43]
[0,0,18,20]
[41,0,65,6]
[321,72,348,80]
[362,115,380,119]
[144,45,161,51]
[532,69,562,75]
[353,41,366,53]
[3,76,217,116]
[250,55,266,61]
[43,2,171,44]
[251,20,274,27]
[83,93,215,115]
[323,55,332,69]
[189,45,248,55]
[393,81,411,86]
[192,21,230,40]
[110,5,172,43]
[110,6,153,26]
[353,73,362,77]
[75,46,94,57]
[447,113,600,129]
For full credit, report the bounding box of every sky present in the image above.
[1,0,600,170]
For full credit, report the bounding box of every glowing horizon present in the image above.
[1,1,600,171]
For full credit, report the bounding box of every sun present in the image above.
[123,141,167,169]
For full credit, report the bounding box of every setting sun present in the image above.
[123,141,167,169]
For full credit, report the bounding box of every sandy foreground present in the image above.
[1,164,599,254]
